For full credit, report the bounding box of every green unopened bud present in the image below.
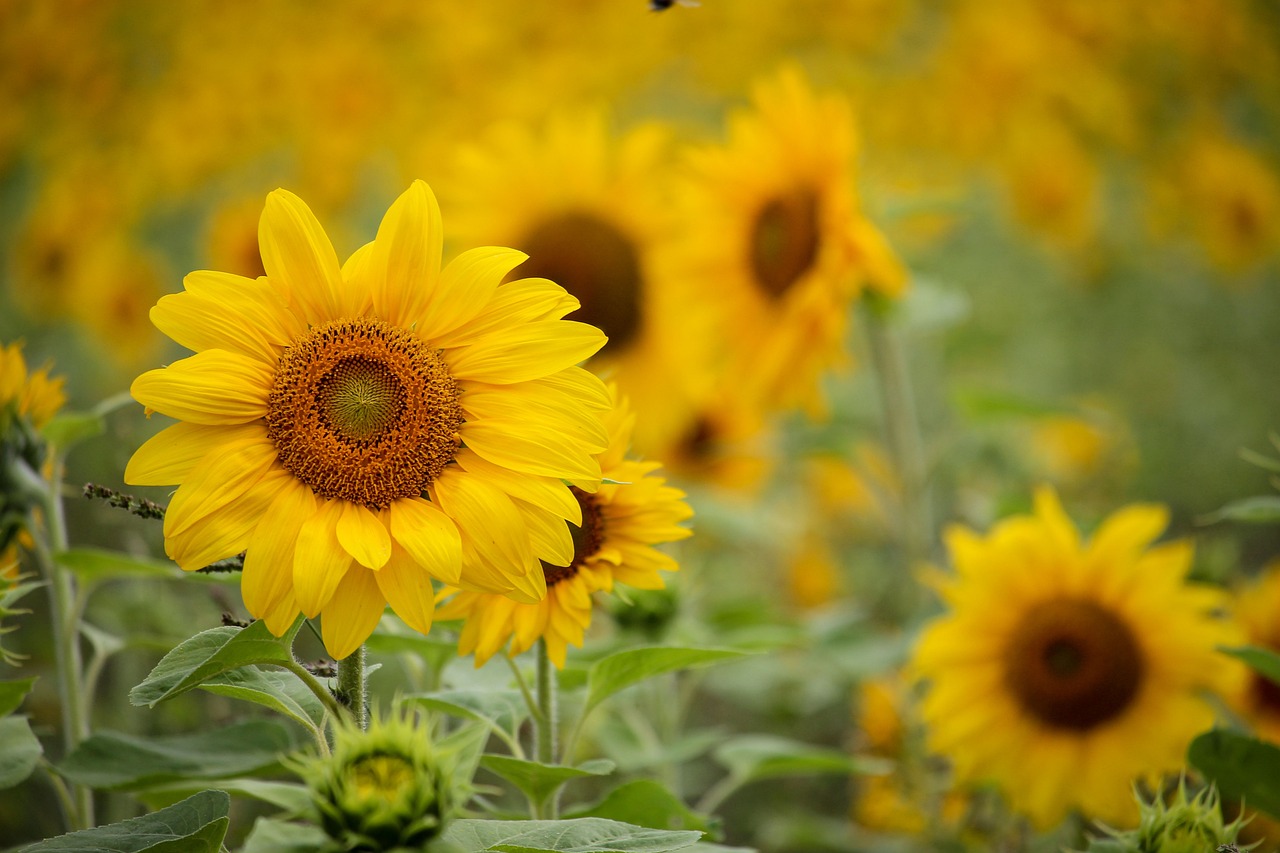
[296,707,457,852]
[1079,781,1252,853]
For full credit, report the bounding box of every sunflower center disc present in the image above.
[517,212,643,351]
[1003,598,1145,731]
[750,188,820,297]
[543,487,605,587]
[267,317,463,509]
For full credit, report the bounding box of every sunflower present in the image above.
[912,488,1241,828]
[443,109,709,457]
[669,65,905,417]
[0,341,67,429]
[436,387,693,668]
[1230,561,1280,743]
[126,181,610,659]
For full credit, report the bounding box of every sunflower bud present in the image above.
[0,343,64,556]
[1079,782,1251,853]
[298,708,456,852]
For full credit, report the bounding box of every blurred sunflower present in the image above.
[126,181,609,659]
[913,488,1241,828]
[436,386,693,668]
[670,65,905,416]
[445,110,704,453]
[1231,561,1280,744]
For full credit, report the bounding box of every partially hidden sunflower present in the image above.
[126,181,610,659]
[1230,560,1280,744]
[668,65,906,418]
[436,386,693,668]
[912,487,1242,829]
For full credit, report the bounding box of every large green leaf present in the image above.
[441,818,702,852]
[566,780,713,834]
[1188,729,1280,818]
[1221,645,1280,686]
[0,716,42,789]
[585,647,749,715]
[16,789,230,852]
[0,676,37,717]
[130,618,303,707]
[138,778,313,815]
[480,755,614,810]
[714,735,891,783]
[55,548,176,583]
[406,689,530,733]
[57,720,293,791]
[239,817,330,853]
[200,666,326,729]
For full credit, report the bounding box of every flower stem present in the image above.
[864,296,932,573]
[534,639,557,767]
[336,645,368,731]
[29,457,93,829]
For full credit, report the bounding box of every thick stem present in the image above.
[336,645,368,731]
[864,298,932,571]
[533,639,559,819]
[31,458,93,829]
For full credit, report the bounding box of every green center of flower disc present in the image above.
[1003,598,1145,731]
[517,212,643,351]
[750,188,821,297]
[543,487,605,587]
[267,318,464,509]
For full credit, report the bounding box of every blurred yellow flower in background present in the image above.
[0,342,67,429]
[125,181,609,659]
[913,488,1242,828]
[1231,561,1280,745]
[437,386,693,668]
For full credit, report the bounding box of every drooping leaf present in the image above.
[239,817,330,853]
[480,755,614,810]
[1220,645,1280,687]
[714,735,891,783]
[16,789,229,852]
[566,780,714,834]
[200,666,326,729]
[441,818,701,852]
[130,618,303,707]
[55,548,176,584]
[1202,496,1280,525]
[0,716,42,789]
[41,411,105,450]
[406,688,530,733]
[438,720,492,791]
[1188,729,1280,818]
[0,676,37,717]
[57,721,293,791]
[585,647,749,715]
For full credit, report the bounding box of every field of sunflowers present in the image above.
[3,2,1280,851]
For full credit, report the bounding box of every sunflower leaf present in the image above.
[240,817,330,853]
[405,688,530,733]
[1188,729,1280,818]
[0,676,37,717]
[480,755,614,809]
[440,818,702,852]
[56,548,176,583]
[565,779,716,836]
[584,646,751,716]
[199,666,326,729]
[16,789,230,852]
[1200,495,1280,525]
[1219,645,1280,687]
[56,721,293,791]
[129,617,304,707]
[0,716,42,789]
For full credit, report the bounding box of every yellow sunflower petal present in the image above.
[431,278,581,349]
[336,501,392,570]
[454,448,581,524]
[374,542,436,636]
[131,350,273,425]
[446,321,607,384]
[180,270,304,348]
[320,567,386,660]
[517,501,574,567]
[415,246,527,341]
[388,497,463,586]
[1088,503,1169,563]
[293,498,354,617]
[162,436,280,538]
[259,188,346,324]
[125,421,261,486]
[432,468,539,595]
[243,479,315,627]
[368,180,443,329]
[165,467,292,571]
[460,420,603,482]
[341,241,376,313]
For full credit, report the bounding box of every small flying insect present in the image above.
[650,0,699,10]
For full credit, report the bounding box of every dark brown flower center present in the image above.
[749,188,821,297]
[543,487,605,587]
[515,212,643,351]
[1002,598,1145,731]
[267,318,463,509]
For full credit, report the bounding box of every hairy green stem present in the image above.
[534,639,559,819]
[336,645,368,730]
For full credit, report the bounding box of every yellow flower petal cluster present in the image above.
[436,387,693,668]
[126,181,609,660]
[913,488,1241,828]
[0,342,66,428]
